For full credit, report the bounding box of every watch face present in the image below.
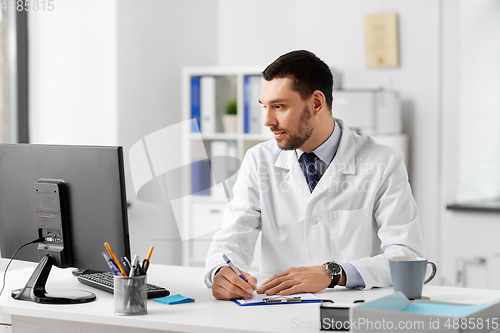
[327,262,341,276]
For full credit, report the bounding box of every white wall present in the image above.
[29,0,118,145]
[29,0,219,265]
[217,0,441,280]
[439,0,500,288]
[456,0,500,203]
[116,0,219,265]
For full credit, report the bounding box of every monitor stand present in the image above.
[11,254,96,304]
[71,268,102,277]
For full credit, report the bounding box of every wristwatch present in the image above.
[324,262,342,288]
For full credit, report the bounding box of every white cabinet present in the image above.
[0,314,11,333]
[333,89,409,168]
[182,67,270,268]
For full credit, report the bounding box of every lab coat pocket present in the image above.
[329,207,373,262]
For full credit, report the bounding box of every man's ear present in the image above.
[311,90,326,114]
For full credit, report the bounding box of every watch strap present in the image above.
[328,274,340,288]
[325,262,342,288]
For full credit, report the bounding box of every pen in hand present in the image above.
[222,254,256,297]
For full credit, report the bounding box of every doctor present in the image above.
[205,50,425,300]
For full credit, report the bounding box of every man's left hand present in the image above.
[256,265,335,296]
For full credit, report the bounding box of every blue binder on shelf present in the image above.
[191,160,211,196]
[191,76,201,132]
[243,75,251,133]
[243,75,264,134]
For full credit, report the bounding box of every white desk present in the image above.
[1,260,500,333]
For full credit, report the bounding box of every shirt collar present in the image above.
[296,119,342,165]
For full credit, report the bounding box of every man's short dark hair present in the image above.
[262,50,333,111]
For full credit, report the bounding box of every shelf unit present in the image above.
[181,67,270,268]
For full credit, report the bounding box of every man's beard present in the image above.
[271,105,314,150]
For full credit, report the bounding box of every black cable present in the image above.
[0,237,45,298]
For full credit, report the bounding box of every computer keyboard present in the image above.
[77,272,170,299]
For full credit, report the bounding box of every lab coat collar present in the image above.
[332,118,356,175]
[274,118,356,175]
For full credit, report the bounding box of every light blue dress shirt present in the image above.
[296,119,365,289]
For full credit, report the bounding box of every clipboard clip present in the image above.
[264,297,302,303]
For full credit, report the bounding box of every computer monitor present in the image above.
[0,144,131,304]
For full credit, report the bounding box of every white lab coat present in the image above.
[205,119,425,289]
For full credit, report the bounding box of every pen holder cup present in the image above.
[114,275,147,316]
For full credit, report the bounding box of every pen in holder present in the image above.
[114,275,147,316]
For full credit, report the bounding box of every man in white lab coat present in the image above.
[205,50,425,300]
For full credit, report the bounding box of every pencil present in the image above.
[104,242,127,276]
[146,246,154,261]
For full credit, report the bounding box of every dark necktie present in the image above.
[302,152,320,192]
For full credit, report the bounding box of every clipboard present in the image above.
[233,293,322,306]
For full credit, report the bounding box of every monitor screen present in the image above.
[0,144,131,274]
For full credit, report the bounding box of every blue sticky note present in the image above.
[153,294,195,305]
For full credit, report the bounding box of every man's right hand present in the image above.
[212,266,257,300]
